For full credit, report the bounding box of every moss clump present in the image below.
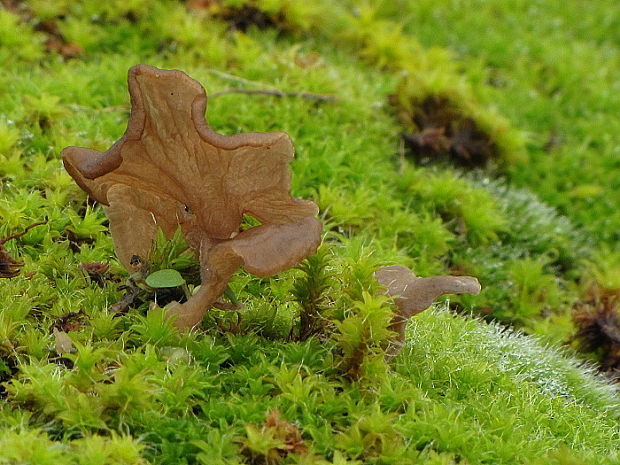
[1,0,620,463]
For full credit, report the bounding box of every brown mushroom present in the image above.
[62,64,322,329]
[375,265,481,354]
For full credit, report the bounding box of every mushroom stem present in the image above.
[166,275,233,328]
[167,217,322,329]
[166,236,243,329]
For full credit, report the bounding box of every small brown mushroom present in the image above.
[62,65,322,328]
[375,265,481,354]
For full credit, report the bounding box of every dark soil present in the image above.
[400,96,497,168]
[208,4,283,32]
[572,292,620,377]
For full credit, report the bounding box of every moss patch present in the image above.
[1,0,620,463]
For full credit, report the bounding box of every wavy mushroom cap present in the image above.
[376,264,481,316]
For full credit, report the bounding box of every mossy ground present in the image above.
[0,1,619,463]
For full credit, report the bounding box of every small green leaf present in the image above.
[146,269,186,288]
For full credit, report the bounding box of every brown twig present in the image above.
[110,255,149,316]
[204,68,277,89]
[0,219,48,278]
[68,87,336,114]
[209,88,337,101]
[110,282,143,316]
[0,219,48,245]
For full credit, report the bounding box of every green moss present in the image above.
[0,10,45,64]
[1,0,619,463]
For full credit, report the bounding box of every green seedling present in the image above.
[146,268,192,301]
